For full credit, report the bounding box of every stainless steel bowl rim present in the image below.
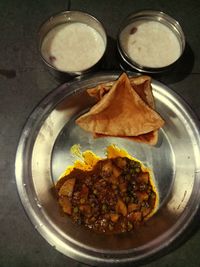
[38,10,107,75]
[117,10,186,73]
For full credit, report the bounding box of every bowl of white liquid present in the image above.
[117,10,185,73]
[38,11,107,78]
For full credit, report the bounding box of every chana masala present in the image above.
[56,145,158,234]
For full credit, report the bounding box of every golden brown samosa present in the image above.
[76,73,164,140]
[87,75,155,109]
[88,75,159,145]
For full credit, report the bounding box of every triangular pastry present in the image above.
[88,75,159,145]
[76,73,164,139]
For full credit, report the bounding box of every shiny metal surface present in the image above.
[38,11,107,79]
[117,10,185,73]
[15,72,200,266]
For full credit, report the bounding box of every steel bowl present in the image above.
[117,10,185,73]
[38,11,107,80]
[15,72,200,266]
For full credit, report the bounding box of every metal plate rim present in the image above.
[15,71,200,266]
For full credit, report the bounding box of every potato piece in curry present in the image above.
[55,145,158,234]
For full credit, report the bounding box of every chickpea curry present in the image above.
[55,145,158,234]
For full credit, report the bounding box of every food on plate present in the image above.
[76,73,164,145]
[87,75,158,144]
[87,75,155,109]
[56,144,158,234]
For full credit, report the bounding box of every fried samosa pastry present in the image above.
[87,75,155,109]
[93,130,158,145]
[88,75,159,145]
[76,73,164,139]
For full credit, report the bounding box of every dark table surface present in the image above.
[1,0,200,266]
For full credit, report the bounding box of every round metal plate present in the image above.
[15,72,200,266]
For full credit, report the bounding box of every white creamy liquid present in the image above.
[41,22,105,72]
[120,20,181,68]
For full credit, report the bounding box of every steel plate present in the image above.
[15,72,200,266]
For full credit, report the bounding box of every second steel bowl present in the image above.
[117,10,186,73]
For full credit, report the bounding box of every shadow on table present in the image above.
[44,38,194,86]
[101,35,120,71]
[118,42,195,85]
[141,208,200,267]
[154,42,195,84]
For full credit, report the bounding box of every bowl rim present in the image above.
[37,10,108,75]
[117,9,186,73]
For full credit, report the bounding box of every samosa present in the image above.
[76,73,164,144]
[86,74,160,144]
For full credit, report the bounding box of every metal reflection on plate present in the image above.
[15,72,200,266]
